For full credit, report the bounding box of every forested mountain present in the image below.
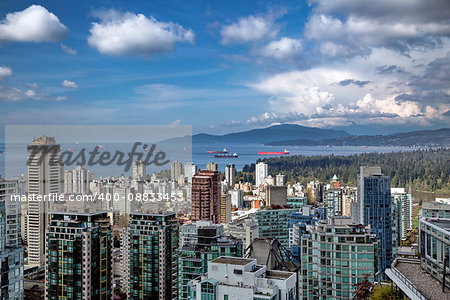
[266,128,450,147]
[241,149,450,193]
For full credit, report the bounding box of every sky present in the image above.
[0,0,449,136]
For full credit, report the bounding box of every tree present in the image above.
[370,284,399,300]
[353,274,373,300]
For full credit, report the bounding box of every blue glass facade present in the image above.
[362,175,393,275]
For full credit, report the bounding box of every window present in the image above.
[233,269,243,275]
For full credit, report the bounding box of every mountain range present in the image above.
[164,124,450,147]
[265,128,450,147]
[193,124,349,144]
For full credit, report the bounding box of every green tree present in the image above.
[370,284,399,300]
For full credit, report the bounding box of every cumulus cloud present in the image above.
[88,10,195,56]
[61,43,77,55]
[260,37,302,60]
[305,0,450,57]
[220,15,279,45]
[0,5,67,42]
[62,80,78,88]
[0,66,12,79]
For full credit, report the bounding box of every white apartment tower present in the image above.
[255,162,268,187]
[27,136,62,266]
[225,164,236,188]
[132,160,146,181]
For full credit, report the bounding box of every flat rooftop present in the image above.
[211,257,254,266]
[393,258,450,300]
[266,270,294,280]
[427,219,450,232]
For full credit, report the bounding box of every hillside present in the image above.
[265,128,450,147]
[193,124,349,144]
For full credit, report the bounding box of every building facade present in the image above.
[255,208,298,248]
[178,222,243,299]
[419,218,450,289]
[255,162,268,187]
[27,136,63,266]
[191,170,220,224]
[122,213,179,300]
[0,179,24,300]
[353,166,393,275]
[300,217,380,299]
[188,256,297,300]
[45,211,111,300]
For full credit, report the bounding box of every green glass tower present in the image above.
[45,211,112,300]
[300,217,379,299]
[123,212,179,300]
[256,208,298,248]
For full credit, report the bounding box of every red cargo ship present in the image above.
[258,149,290,155]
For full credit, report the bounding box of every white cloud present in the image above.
[61,43,77,55]
[0,5,66,42]
[56,96,68,101]
[220,15,278,45]
[248,46,450,128]
[61,80,78,88]
[356,94,421,117]
[0,66,12,79]
[88,10,195,56]
[260,37,302,60]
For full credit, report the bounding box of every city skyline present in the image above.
[0,0,449,137]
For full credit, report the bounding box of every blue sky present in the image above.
[0,0,449,136]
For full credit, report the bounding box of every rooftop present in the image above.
[388,258,450,300]
[266,270,294,280]
[425,218,450,232]
[211,256,254,266]
[423,202,450,211]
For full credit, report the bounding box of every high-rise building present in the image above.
[265,186,288,206]
[422,202,450,218]
[184,162,197,183]
[188,257,297,300]
[45,211,111,300]
[300,217,380,299]
[256,208,298,248]
[171,161,183,182]
[219,193,231,224]
[353,166,393,276]
[275,174,285,186]
[288,207,320,261]
[223,218,259,250]
[324,188,343,216]
[391,188,412,242]
[122,213,179,300]
[132,160,146,181]
[191,170,220,223]
[205,162,218,172]
[0,179,24,300]
[228,189,243,208]
[27,136,62,266]
[224,164,236,188]
[419,218,450,289]
[255,162,268,187]
[178,221,243,299]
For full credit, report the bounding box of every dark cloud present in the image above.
[409,52,450,104]
[338,79,370,87]
[306,0,450,57]
[376,65,405,74]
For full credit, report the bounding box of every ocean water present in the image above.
[0,142,415,178]
[192,143,415,172]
